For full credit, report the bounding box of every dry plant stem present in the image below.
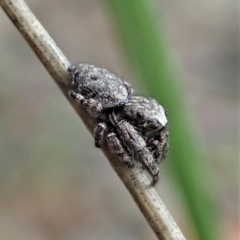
[0,0,186,239]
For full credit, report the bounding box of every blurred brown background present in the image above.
[0,0,238,239]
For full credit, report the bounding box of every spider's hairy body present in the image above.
[68,63,169,186]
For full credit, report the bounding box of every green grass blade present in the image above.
[105,1,219,240]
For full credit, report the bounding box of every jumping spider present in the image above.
[68,63,168,185]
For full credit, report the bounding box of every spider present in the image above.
[68,63,168,185]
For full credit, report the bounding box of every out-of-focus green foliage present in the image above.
[105,1,219,240]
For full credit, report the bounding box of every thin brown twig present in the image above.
[0,0,186,239]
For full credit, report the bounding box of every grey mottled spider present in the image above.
[68,63,168,186]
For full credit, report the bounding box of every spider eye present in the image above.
[137,112,144,119]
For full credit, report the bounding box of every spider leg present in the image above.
[69,90,103,118]
[117,121,159,185]
[123,81,134,97]
[148,127,169,163]
[93,123,107,148]
[107,132,134,168]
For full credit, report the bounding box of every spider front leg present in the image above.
[152,139,168,163]
[69,90,103,118]
[148,127,169,163]
[117,121,159,186]
[107,132,134,168]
